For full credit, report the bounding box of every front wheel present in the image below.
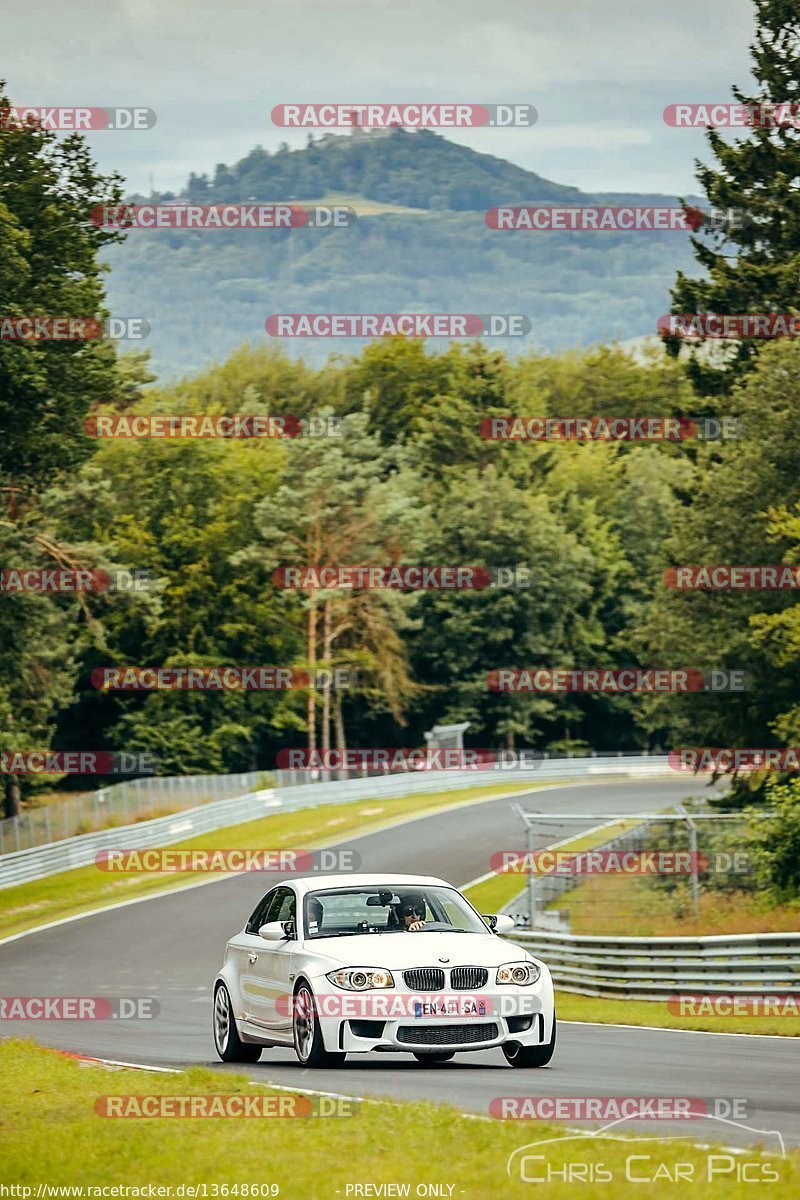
[503,1014,557,1068]
[413,1052,455,1064]
[293,983,346,1068]
[213,983,262,1063]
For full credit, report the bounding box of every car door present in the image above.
[226,887,278,1025]
[242,885,298,1037]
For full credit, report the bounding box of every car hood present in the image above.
[306,930,532,970]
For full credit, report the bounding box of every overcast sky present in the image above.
[5,0,757,196]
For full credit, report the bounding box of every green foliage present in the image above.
[749,778,800,899]
[101,128,701,379]
[634,341,800,761]
[666,0,800,392]
[155,128,584,213]
[0,79,126,813]
[0,80,125,486]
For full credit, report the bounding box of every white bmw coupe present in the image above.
[212,872,556,1068]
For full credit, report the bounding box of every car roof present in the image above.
[292,872,451,894]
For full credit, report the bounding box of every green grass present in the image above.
[464,819,640,915]
[555,872,800,937]
[464,819,799,1038]
[0,779,551,942]
[557,991,799,1037]
[299,192,436,216]
[1,1040,795,1198]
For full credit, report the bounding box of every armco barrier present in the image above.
[506,929,800,1000]
[0,755,672,889]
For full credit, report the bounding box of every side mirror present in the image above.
[259,921,289,942]
[484,913,515,935]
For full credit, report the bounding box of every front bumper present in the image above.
[314,988,553,1054]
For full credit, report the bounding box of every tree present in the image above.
[0,80,125,815]
[749,776,800,898]
[71,433,302,776]
[0,81,125,486]
[665,1,800,394]
[634,340,800,767]
[238,411,425,761]
[406,464,601,748]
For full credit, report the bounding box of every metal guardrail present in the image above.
[0,755,672,889]
[0,750,666,855]
[0,771,270,855]
[507,929,800,999]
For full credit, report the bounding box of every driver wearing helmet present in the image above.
[305,895,324,936]
[393,892,427,931]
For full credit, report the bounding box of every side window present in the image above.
[246,889,278,934]
[267,887,296,925]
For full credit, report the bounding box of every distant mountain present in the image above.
[142,128,589,210]
[106,129,700,378]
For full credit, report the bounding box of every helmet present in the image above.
[306,896,324,930]
[396,893,426,920]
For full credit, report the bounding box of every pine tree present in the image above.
[666,0,800,393]
[0,80,125,815]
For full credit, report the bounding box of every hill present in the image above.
[105,129,700,378]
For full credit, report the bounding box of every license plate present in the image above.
[413,999,487,1018]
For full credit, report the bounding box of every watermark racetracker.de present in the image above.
[94,848,361,873]
[90,204,355,230]
[0,996,159,1019]
[0,317,149,340]
[271,103,537,128]
[481,416,738,441]
[1,568,156,593]
[265,314,530,338]
[0,106,156,130]
[487,668,749,693]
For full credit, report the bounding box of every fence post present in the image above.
[688,817,700,920]
[526,821,537,929]
[676,804,700,921]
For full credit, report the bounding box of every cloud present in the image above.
[2,0,756,194]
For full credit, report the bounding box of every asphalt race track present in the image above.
[1,777,797,1151]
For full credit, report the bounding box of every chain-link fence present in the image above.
[505,806,773,935]
[0,747,661,855]
[0,771,272,854]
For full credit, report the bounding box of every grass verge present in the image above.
[464,821,799,1037]
[0,780,550,942]
[463,818,639,914]
[1,1040,795,1198]
[555,873,800,937]
[556,990,799,1037]
[299,192,436,216]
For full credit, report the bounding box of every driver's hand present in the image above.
[408,919,426,931]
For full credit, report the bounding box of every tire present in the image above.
[413,1052,455,1064]
[503,1014,557,1068]
[293,983,346,1068]
[213,983,262,1063]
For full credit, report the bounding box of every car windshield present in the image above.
[302,885,488,940]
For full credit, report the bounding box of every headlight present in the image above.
[496,961,541,986]
[325,968,395,990]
